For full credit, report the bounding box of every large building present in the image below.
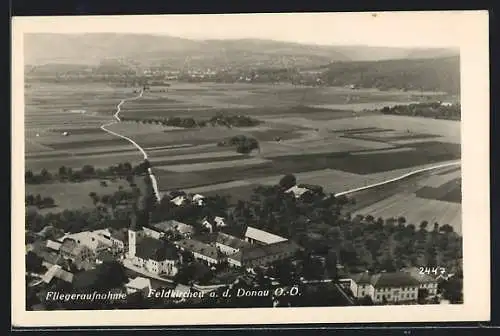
[58,229,113,254]
[143,220,195,240]
[244,226,288,245]
[175,239,225,265]
[348,271,437,304]
[128,218,179,276]
[213,232,251,256]
[228,240,302,268]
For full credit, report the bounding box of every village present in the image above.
[25,179,452,310]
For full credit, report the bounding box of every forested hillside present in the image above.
[321,56,460,94]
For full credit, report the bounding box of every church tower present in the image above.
[127,213,137,259]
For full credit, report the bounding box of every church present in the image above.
[127,213,179,276]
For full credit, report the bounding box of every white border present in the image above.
[11,11,490,327]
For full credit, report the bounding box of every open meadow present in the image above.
[25,178,132,214]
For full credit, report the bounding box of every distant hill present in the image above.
[24,33,459,68]
[320,56,460,94]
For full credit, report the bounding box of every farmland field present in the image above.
[348,166,462,234]
[25,178,133,214]
[25,81,461,235]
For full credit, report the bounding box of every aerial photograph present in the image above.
[23,14,463,311]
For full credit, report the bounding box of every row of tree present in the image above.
[25,161,149,184]
[378,102,461,120]
[25,194,56,209]
[120,112,262,129]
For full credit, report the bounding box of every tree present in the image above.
[279,174,297,190]
[419,221,429,231]
[58,165,67,177]
[439,224,454,234]
[417,288,429,304]
[26,251,47,274]
[82,165,96,176]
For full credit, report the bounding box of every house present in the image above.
[201,216,227,233]
[214,216,226,227]
[144,220,195,239]
[58,229,113,253]
[30,240,63,267]
[213,232,251,256]
[46,240,62,252]
[59,238,95,266]
[125,277,152,295]
[192,194,205,206]
[244,226,288,245]
[41,264,74,284]
[175,239,224,265]
[348,272,422,304]
[285,185,311,199]
[403,267,439,297]
[129,236,179,276]
[440,101,454,107]
[227,240,302,268]
[171,195,187,206]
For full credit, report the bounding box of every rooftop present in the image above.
[229,240,302,264]
[215,232,251,250]
[176,239,223,260]
[244,226,288,245]
[402,267,439,284]
[371,272,421,288]
[136,237,178,262]
[151,220,194,235]
[126,277,151,290]
[110,228,128,242]
[351,271,423,288]
[46,240,62,251]
[285,185,310,198]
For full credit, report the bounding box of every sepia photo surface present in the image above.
[12,11,490,327]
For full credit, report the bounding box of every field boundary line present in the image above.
[100,89,162,202]
[334,160,461,197]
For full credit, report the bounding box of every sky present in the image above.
[14,11,486,48]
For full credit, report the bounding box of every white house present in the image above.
[440,101,454,107]
[58,229,113,253]
[125,277,152,295]
[214,216,226,227]
[171,195,187,206]
[192,194,205,206]
[349,271,425,304]
[285,185,311,199]
[402,267,440,297]
[46,240,62,252]
[244,226,288,245]
[128,222,179,276]
[201,216,227,233]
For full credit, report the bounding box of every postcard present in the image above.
[12,11,490,327]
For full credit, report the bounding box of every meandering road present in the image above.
[100,89,162,202]
[334,160,460,197]
[99,88,460,205]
